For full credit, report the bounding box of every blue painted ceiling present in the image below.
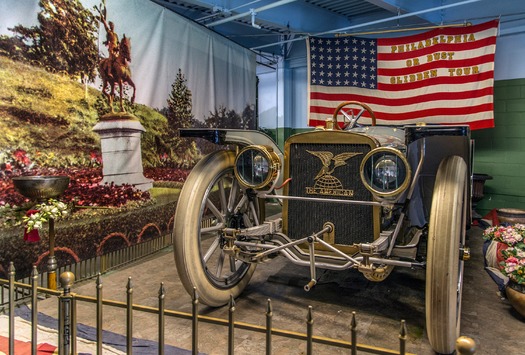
[150,0,525,56]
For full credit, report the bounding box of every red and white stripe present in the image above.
[308,20,498,130]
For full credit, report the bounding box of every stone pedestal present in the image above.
[93,114,153,191]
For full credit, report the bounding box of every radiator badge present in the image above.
[306,150,362,197]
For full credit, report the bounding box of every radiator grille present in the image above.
[286,142,374,245]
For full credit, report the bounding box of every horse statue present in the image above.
[99,35,136,113]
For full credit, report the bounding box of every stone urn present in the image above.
[506,281,525,318]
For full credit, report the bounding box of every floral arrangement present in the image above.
[483,224,525,247]
[500,247,525,284]
[483,223,525,285]
[0,198,70,242]
[23,199,69,232]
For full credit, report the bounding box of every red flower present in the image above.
[23,209,40,243]
[13,149,30,166]
[90,151,102,164]
[23,228,40,242]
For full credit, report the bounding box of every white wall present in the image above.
[494,33,525,80]
[257,69,279,131]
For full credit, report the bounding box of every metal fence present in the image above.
[0,232,173,306]
[0,266,405,355]
[0,230,477,355]
[0,266,478,355]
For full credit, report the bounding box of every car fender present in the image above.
[179,128,284,187]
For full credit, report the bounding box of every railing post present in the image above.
[351,311,357,355]
[192,287,199,355]
[228,295,235,355]
[306,306,313,355]
[8,262,15,355]
[58,271,75,355]
[100,254,107,274]
[158,282,165,355]
[31,266,39,355]
[71,294,77,355]
[96,274,103,355]
[399,319,407,355]
[127,277,134,355]
[266,299,272,355]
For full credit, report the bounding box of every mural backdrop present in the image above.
[0,0,256,278]
[1,0,256,120]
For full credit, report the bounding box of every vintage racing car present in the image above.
[173,101,471,354]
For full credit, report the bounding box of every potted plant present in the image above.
[483,224,525,317]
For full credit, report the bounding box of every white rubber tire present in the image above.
[426,155,467,354]
[173,150,256,307]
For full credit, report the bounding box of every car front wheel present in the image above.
[426,155,468,354]
[173,150,258,307]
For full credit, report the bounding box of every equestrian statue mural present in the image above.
[96,4,136,113]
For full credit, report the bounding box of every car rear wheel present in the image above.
[426,155,467,354]
[174,150,258,307]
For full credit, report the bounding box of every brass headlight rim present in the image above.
[234,145,281,190]
[360,147,411,198]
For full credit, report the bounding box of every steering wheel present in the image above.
[332,101,377,130]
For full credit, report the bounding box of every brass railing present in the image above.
[0,266,477,355]
[0,232,173,306]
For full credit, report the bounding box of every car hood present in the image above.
[349,126,405,149]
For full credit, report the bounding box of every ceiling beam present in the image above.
[365,0,406,15]
[251,0,482,50]
[317,0,481,35]
[206,0,300,27]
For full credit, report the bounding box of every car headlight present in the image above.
[360,147,411,199]
[234,145,281,189]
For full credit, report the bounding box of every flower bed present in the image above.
[0,163,190,279]
[0,198,178,278]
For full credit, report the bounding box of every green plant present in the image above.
[0,202,25,228]
[500,247,525,284]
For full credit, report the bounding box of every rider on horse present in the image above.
[96,3,136,113]
[98,6,119,80]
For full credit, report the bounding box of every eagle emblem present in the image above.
[305,150,362,196]
[307,151,362,180]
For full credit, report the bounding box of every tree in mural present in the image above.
[160,68,199,167]
[167,68,194,130]
[189,104,256,155]
[241,104,256,129]
[205,104,255,129]
[205,106,239,128]
[10,0,99,82]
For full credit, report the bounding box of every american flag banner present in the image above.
[307,20,498,130]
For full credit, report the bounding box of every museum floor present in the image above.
[35,225,525,354]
